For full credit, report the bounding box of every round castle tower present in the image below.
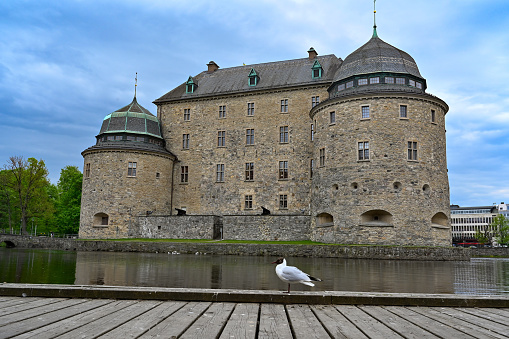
[310,29,451,246]
[79,97,175,239]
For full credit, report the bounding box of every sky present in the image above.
[0,0,508,207]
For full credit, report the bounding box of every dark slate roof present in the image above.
[334,36,423,82]
[82,141,174,157]
[154,55,342,103]
[99,97,163,138]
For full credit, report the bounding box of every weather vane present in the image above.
[373,0,378,37]
[135,72,138,98]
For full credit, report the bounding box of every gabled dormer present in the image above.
[186,76,197,93]
[311,60,323,79]
[248,68,259,87]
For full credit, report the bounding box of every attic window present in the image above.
[311,60,323,79]
[248,68,259,86]
[185,76,197,93]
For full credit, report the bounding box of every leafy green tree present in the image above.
[54,166,82,234]
[0,170,20,233]
[2,156,53,235]
[491,214,509,246]
[474,228,491,245]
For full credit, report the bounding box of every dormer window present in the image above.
[248,68,259,86]
[186,76,197,93]
[311,60,323,79]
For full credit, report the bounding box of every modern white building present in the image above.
[450,203,506,243]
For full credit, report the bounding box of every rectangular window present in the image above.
[247,102,255,116]
[337,84,345,91]
[396,77,406,85]
[400,105,408,118]
[245,162,254,181]
[385,77,394,84]
[217,131,225,147]
[279,126,289,143]
[330,111,336,124]
[219,105,226,118]
[358,78,368,85]
[431,109,436,123]
[245,195,253,210]
[416,82,422,89]
[319,148,325,167]
[180,166,188,183]
[361,105,370,119]
[310,159,314,178]
[183,108,190,121]
[279,194,288,209]
[85,163,90,178]
[346,81,354,88]
[279,161,288,179]
[246,129,255,145]
[358,141,369,160]
[216,164,225,182]
[182,134,190,149]
[370,77,380,84]
[408,141,418,161]
[409,79,415,87]
[127,162,137,177]
[311,124,314,141]
[281,99,288,113]
[312,96,320,108]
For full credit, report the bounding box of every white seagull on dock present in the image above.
[272,257,321,293]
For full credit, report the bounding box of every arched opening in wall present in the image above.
[423,184,431,194]
[431,212,448,228]
[93,213,109,227]
[316,213,334,227]
[1,241,15,248]
[360,210,393,226]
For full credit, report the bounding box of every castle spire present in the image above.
[372,0,378,38]
[134,72,138,99]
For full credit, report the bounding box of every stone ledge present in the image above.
[1,283,508,307]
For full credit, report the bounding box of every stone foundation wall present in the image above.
[132,215,221,239]
[223,215,311,241]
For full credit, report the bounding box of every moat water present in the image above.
[1,248,508,295]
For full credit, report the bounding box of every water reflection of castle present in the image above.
[453,259,509,295]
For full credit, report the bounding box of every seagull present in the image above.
[272,257,321,293]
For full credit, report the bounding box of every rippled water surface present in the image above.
[1,248,508,295]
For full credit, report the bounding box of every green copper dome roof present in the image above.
[99,97,163,138]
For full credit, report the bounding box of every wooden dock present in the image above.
[1,284,509,338]
[1,296,509,338]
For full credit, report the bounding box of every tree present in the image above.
[0,170,20,233]
[2,156,53,235]
[54,166,83,234]
[491,214,509,246]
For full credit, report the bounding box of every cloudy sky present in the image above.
[0,0,508,207]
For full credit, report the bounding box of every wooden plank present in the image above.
[431,307,509,337]
[335,305,404,339]
[312,305,369,339]
[0,299,112,338]
[56,300,160,339]
[100,301,186,339]
[258,303,293,339]
[360,306,438,339]
[12,300,136,339]
[139,302,211,339]
[458,307,509,325]
[476,308,509,318]
[0,297,65,317]
[219,303,259,339]
[384,306,478,339]
[0,298,83,327]
[0,297,41,308]
[180,302,236,339]
[411,307,508,339]
[286,304,330,338]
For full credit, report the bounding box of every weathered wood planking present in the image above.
[219,303,259,339]
[335,305,405,338]
[180,302,236,339]
[311,304,369,339]
[286,304,331,338]
[0,297,66,317]
[100,301,186,339]
[383,306,478,338]
[258,303,293,339]
[431,307,509,337]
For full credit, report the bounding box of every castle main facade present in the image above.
[80,30,451,246]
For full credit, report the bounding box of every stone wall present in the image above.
[223,215,310,241]
[132,215,220,239]
[0,235,475,261]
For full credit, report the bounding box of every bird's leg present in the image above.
[283,284,290,293]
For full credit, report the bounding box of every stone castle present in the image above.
[79,27,451,246]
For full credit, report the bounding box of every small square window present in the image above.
[361,106,370,119]
[416,82,422,89]
[346,81,354,88]
[281,99,288,113]
[358,78,368,85]
[385,77,394,84]
[407,141,418,161]
[279,126,289,143]
[312,96,320,108]
[219,105,226,118]
[182,134,190,149]
[370,77,380,84]
[396,77,406,85]
[245,162,254,181]
[128,162,137,177]
[358,141,369,161]
[279,194,288,209]
[279,161,288,179]
[216,164,225,182]
[181,166,188,183]
[217,131,225,147]
[245,195,253,210]
[330,111,336,124]
[247,102,255,116]
[409,79,415,87]
[337,84,345,91]
[184,108,190,121]
[246,129,255,145]
[400,105,408,118]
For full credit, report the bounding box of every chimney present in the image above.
[308,47,318,59]
[207,61,219,73]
